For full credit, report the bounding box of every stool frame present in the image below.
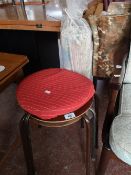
[19,99,96,175]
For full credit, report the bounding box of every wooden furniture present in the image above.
[0,52,28,169]
[0,1,63,32]
[0,1,64,74]
[17,68,96,175]
[0,52,28,91]
[97,54,128,174]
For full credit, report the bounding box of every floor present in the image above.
[0,82,131,175]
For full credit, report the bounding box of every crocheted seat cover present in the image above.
[119,84,131,114]
[17,68,95,120]
[110,83,131,165]
[110,114,131,165]
[124,42,131,83]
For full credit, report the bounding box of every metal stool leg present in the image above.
[80,118,84,128]
[88,108,97,159]
[19,113,37,175]
[84,112,96,175]
[84,116,91,175]
[94,95,99,149]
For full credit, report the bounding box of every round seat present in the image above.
[17,68,95,120]
[109,114,131,165]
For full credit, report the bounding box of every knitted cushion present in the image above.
[110,114,131,165]
[17,68,95,120]
[119,84,131,114]
[124,43,131,83]
[124,44,131,83]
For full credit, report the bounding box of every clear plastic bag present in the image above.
[59,10,93,79]
[66,0,90,18]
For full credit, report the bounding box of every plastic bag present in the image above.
[59,10,93,79]
[66,0,90,18]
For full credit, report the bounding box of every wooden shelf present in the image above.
[0,1,63,32]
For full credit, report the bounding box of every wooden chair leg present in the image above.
[19,113,37,175]
[97,146,112,175]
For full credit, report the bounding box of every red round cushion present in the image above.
[17,68,95,120]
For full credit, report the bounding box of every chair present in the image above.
[97,43,131,174]
[0,52,28,168]
[16,68,96,175]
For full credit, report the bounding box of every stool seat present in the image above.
[17,68,94,120]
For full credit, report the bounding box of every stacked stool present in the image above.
[17,68,95,175]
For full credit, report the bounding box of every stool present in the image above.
[17,68,95,175]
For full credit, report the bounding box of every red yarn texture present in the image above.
[17,68,95,120]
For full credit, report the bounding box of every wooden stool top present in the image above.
[0,52,28,91]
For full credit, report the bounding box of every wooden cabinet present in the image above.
[0,2,62,74]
